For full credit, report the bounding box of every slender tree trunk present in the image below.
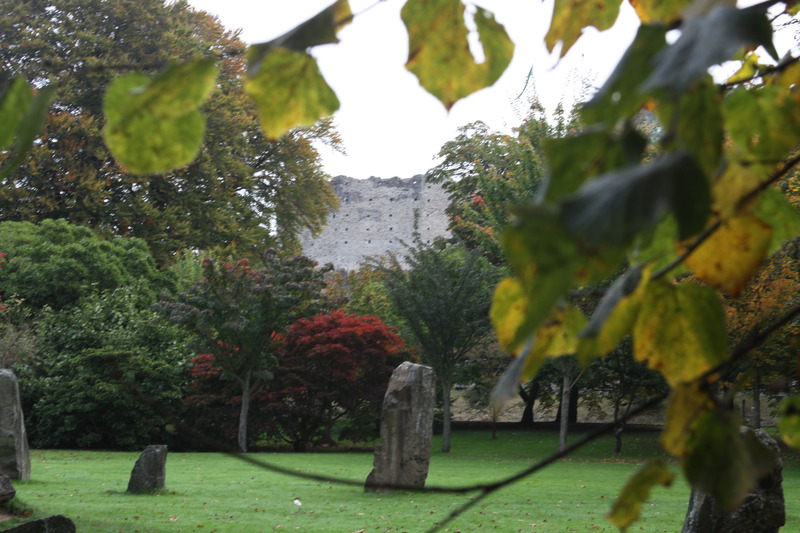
[559,358,573,453]
[238,372,251,453]
[753,366,762,429]
[441,377,452,453]
[613,396,623,454]
[519,382,537,426]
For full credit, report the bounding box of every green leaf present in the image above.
[545,0,621,58]
[0,84,55,179]
[683,411,775,512]
[661,382,715,458]
[245,48,340,140]
[501,205,582,348]
[756,188,800,255]
[778,396,800,448]
[402,0,513,110]
[559,152,710,248]
[103,59,218,174]
[724,85,800,161]
[633,279,728,386]
[490,277,528,352]
[0,77,33,151]
[643,5,776,95]
[607,460,675,530]
[581,24,666,126]
[542,125,647,204]
[655,77,723,176]
[577,264,650,365]
[247,0,351,65]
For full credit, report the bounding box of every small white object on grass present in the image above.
[293,497,302,507]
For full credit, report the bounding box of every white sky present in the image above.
[184,1,638,179]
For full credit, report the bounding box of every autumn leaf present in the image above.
[685,214,772,296]
[756,188,800,254]
[545,0,621,58]
[402,0,513,110]
[577,264,650,365]
[682,411,775,512]
[633,279,728,386]
[661,382,715,457]
[490,277,528,351]
[724,84,800,161]
[628,0,694,24]
[103,59,218,174]
[607,460,675,529]
[778,396,800,449]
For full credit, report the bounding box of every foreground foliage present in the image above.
[1,0,799,530]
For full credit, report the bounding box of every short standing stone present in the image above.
[3,515,76,532]
[0,370,30,480]
[681,427,785,533]
[127,445,167,493]
[365,361,435,493]
[0,473,15,504]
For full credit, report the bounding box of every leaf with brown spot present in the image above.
[545,0,621,58]
[402,0,513,110]
[632,279,728,386]
[685,214,772,296]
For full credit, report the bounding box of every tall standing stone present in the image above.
[365,361,435,493]
[682,428,785,533]
[0,370,30,480]
[127,445,167,493]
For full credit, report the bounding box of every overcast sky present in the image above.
[184,1,641,179]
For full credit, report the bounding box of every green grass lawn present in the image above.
[4,429,798,532]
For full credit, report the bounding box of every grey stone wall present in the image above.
[301,175,451,271]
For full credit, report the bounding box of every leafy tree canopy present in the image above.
[0,0,338,263]
[0,218,165,310]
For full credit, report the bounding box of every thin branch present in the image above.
[719,55,800,91]
[651,152,800,280]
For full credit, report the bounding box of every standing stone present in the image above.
[682,428,785,533]
[0,473,15,504]
[127,445,167,493]
[0,370,30,480]
[365,362,435,493]
[4,515,76,532]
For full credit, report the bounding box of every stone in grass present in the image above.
[3,515,76,532]
[365,361,435,493]
[681,427,785,533]
[127,445,167,493]
[0,370,31,480]
[0,473,15,504]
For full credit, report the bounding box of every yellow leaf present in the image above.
[577,264,651,365]
[402,0,513,110]
[685,214,772,296]
[490,277,528,351]
[628,0,693,24]
[545,0,621,58]
[661,382,715,457]
[778,396,800,449]
[726,52,760,84]
[633,279,728,386]
[711,156,763,218]
[607,460,675,529]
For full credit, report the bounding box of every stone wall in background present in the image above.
[301,175,451,272]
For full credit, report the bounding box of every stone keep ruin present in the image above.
[301,175,451,271]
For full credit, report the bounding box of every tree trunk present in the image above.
[559,358,573,453]
[518,382,537,426]
[441,377,452,453]
[238,372,251,453]
[753,367,762,429]
[613,396,623,454]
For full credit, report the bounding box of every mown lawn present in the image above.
[4,429,798,532]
